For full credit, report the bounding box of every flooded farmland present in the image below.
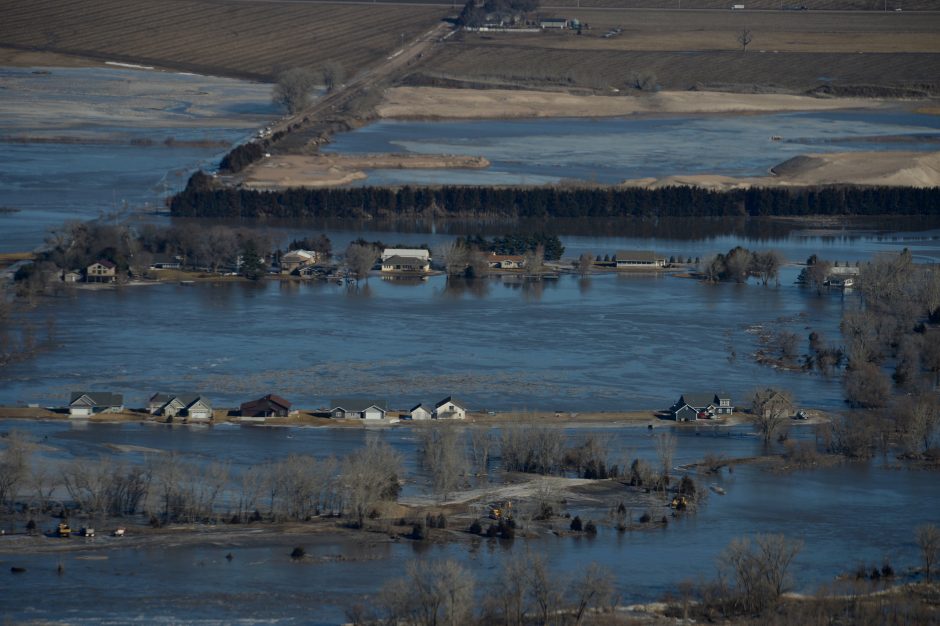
[2,64,940,624]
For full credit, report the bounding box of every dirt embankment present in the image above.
[623,150,940,190]
[241,153,491,189]
[376,86,890,120]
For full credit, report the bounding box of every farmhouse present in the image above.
[86,259,117,283]
[69,391,124,417]
[433,396,468,419]
[149,393,213,422]
[330,398,389,420]
[669,392,734,421]
[240,394,293,421]
[613,251,666,268]
[487,253,526,269]
[381,255,430,274]
[280,249,318,274]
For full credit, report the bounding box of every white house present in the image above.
[409,404,432,420]
[487,254,526,269]
[69,392,124,417]
[330,398,389,420]
[433,396,467,420]
[381,255,431,273]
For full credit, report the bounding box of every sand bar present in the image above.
[622,150,940,189]
[377,87,890,120]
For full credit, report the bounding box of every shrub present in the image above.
[290,546,305,559]
[469,520,482,534]
[436,513,447,529]
[585,520,597,534]
[486,524,499,538]
[639,512,652,523]
[570,516,583,532]
[679,475,697,497]
[410,523,426,540]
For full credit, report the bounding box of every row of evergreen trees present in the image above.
[170,173,940,219]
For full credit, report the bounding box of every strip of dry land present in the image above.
[241,153,490,189]
[377,86,891,119]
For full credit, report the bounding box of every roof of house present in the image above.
[282,249,316,261]
[381,248,430,261]
[434,396,466,410]
[331,398,388,413]
[241,394,291,410]
[90,259,117,269]
[680,393,719,409]
[488,253,526,262]
[70,391,123,407]
[149,392,174,405]
[614,250,661,262]
[382,255,428,266]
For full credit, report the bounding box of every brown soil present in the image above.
[0,0,448,81]
[378,86,889,119]
[241,153,490,189]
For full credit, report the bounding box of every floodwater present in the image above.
[324,109,940,186]
[1,419,938,624]
[0,66,277,253]
[3,225,940,410]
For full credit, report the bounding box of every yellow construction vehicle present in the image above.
[56,522,71,538]
[488,500,513,520]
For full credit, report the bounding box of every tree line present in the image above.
[170,174,940,219]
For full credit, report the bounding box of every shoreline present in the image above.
[0,406,832,429]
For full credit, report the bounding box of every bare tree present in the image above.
[272,67,318,114]
[379,559,475,626]
[916,524,940,581]
[0,430,31,513]
[321,61,346,92]
[803,258,832,295]
[527,553,563,625]
[725,247,752,283]
[897,393,940,455]
[738,27,753,53]
[750,250,783,286]
[342,440,401,528]
[569,563,615,625]
[524,245,545,276]
[750,388,794,443]
[576,252,594,277]
[718,533,802,613]
[344,243,378,284]
[655,432,677,488]
[418,424,467,501]
[439,241,470,276]
[469,427,494,476]
[843,361,892,409]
